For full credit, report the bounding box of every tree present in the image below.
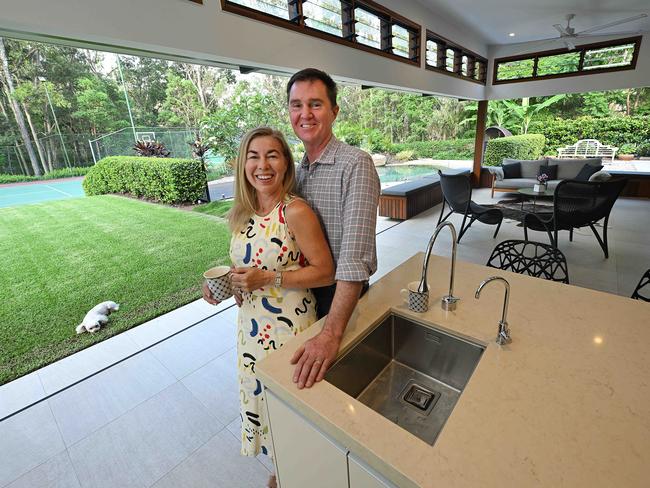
[159,71,206,128]
[119,55,171,126]
[0,37,41,175]
[202,91,288,163]
[72,77,122,136]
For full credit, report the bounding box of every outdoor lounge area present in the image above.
[1,0,650,487]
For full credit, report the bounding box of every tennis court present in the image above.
[0,179,85,208]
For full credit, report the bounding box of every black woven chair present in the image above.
[437,171,503,243]
[523,178,627,259]
[631,268,650,301]
[486,239,569,283]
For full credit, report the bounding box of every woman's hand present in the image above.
[233,289,243,307]
[201,281,220,305]
[231,267,273,293]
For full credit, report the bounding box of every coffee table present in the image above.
[518,187,554,212]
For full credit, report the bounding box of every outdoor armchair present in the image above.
[437,170,503,243]
[523,178,627,258]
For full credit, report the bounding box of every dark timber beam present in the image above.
[472,99,488,187]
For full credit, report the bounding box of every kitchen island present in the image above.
[257,253,650,487]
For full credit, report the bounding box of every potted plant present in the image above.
[534,173,548,193]
[618,143,637,161]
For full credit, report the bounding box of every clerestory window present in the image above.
[425,30,487,84]
[220,0,421,66]
[494,37,641,84]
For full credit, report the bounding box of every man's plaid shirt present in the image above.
[296,136,380,282]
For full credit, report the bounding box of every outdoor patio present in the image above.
[1,189,648,488]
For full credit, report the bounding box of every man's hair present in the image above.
[286,68,338,108]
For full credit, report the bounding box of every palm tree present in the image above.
[503,95,565,134]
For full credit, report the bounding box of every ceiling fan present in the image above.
[529,13,648,51]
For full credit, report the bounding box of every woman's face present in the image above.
[244,136,288,199]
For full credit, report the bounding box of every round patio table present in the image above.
[518,187,554,212]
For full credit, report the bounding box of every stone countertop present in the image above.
[257,254,650,487]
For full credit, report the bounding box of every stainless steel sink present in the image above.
[325,313,484,445]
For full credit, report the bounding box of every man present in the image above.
[287,68,380,389]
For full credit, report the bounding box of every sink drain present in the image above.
[402,384,437,412]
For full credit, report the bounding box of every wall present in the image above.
[0,0,487,100]
[486,33,650,100]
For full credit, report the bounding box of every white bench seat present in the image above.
[557,139,617,162]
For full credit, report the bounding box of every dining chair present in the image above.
[486,239,569,284]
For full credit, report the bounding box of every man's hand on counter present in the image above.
[290,329,341,389]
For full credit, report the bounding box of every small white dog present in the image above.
[76,301,120,334]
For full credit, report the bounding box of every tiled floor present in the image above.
[1,189,648,488]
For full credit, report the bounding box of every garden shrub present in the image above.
[334,121,364,147]
[528,116,650,154]
[483,134,546,167]
[44,167,91,179]
[636,142,650,157]
[387,139,474,160]
[365,130,391,153]
[334,123,390,153]
[395,150,416,161]
[83,156,206,204]
[0,174,36,184]
[0,167,91,184]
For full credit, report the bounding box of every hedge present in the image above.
[83,156,206,204]
[483,134,546,167]
[528,116,650,154]
[386,139,475,160]
[0,167,91,185]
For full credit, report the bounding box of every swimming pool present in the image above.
[376,165,443,183]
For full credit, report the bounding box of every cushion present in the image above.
[547,157,602,180]
[502,162,521,179]
[494,178,562,190]
[589,170,612,182]
[519,159,547,179]
[494,178,538,190]
[575,163,603,181]
[381,177,438,196]
[537,164,558,181]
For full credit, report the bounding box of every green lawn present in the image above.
[0,195,231,385]
[193,199,234,218]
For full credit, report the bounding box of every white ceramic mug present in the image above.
[400,280,429,313]
[203,265,233,301]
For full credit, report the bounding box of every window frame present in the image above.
[425,29,487,85]
[493,36,642,85]
[220,0,421,66]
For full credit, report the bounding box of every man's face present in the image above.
[288,79,339,149]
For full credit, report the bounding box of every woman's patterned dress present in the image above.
[229,198,317,458]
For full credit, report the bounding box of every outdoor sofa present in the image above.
[488,157,607,197]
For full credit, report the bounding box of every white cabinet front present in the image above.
[266,390,349,488]
[348,453,396,488]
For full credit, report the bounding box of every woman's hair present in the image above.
[228,127,296,232]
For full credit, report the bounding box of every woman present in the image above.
[202,127,334,486]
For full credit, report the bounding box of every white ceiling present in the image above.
[418,0,650,46]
